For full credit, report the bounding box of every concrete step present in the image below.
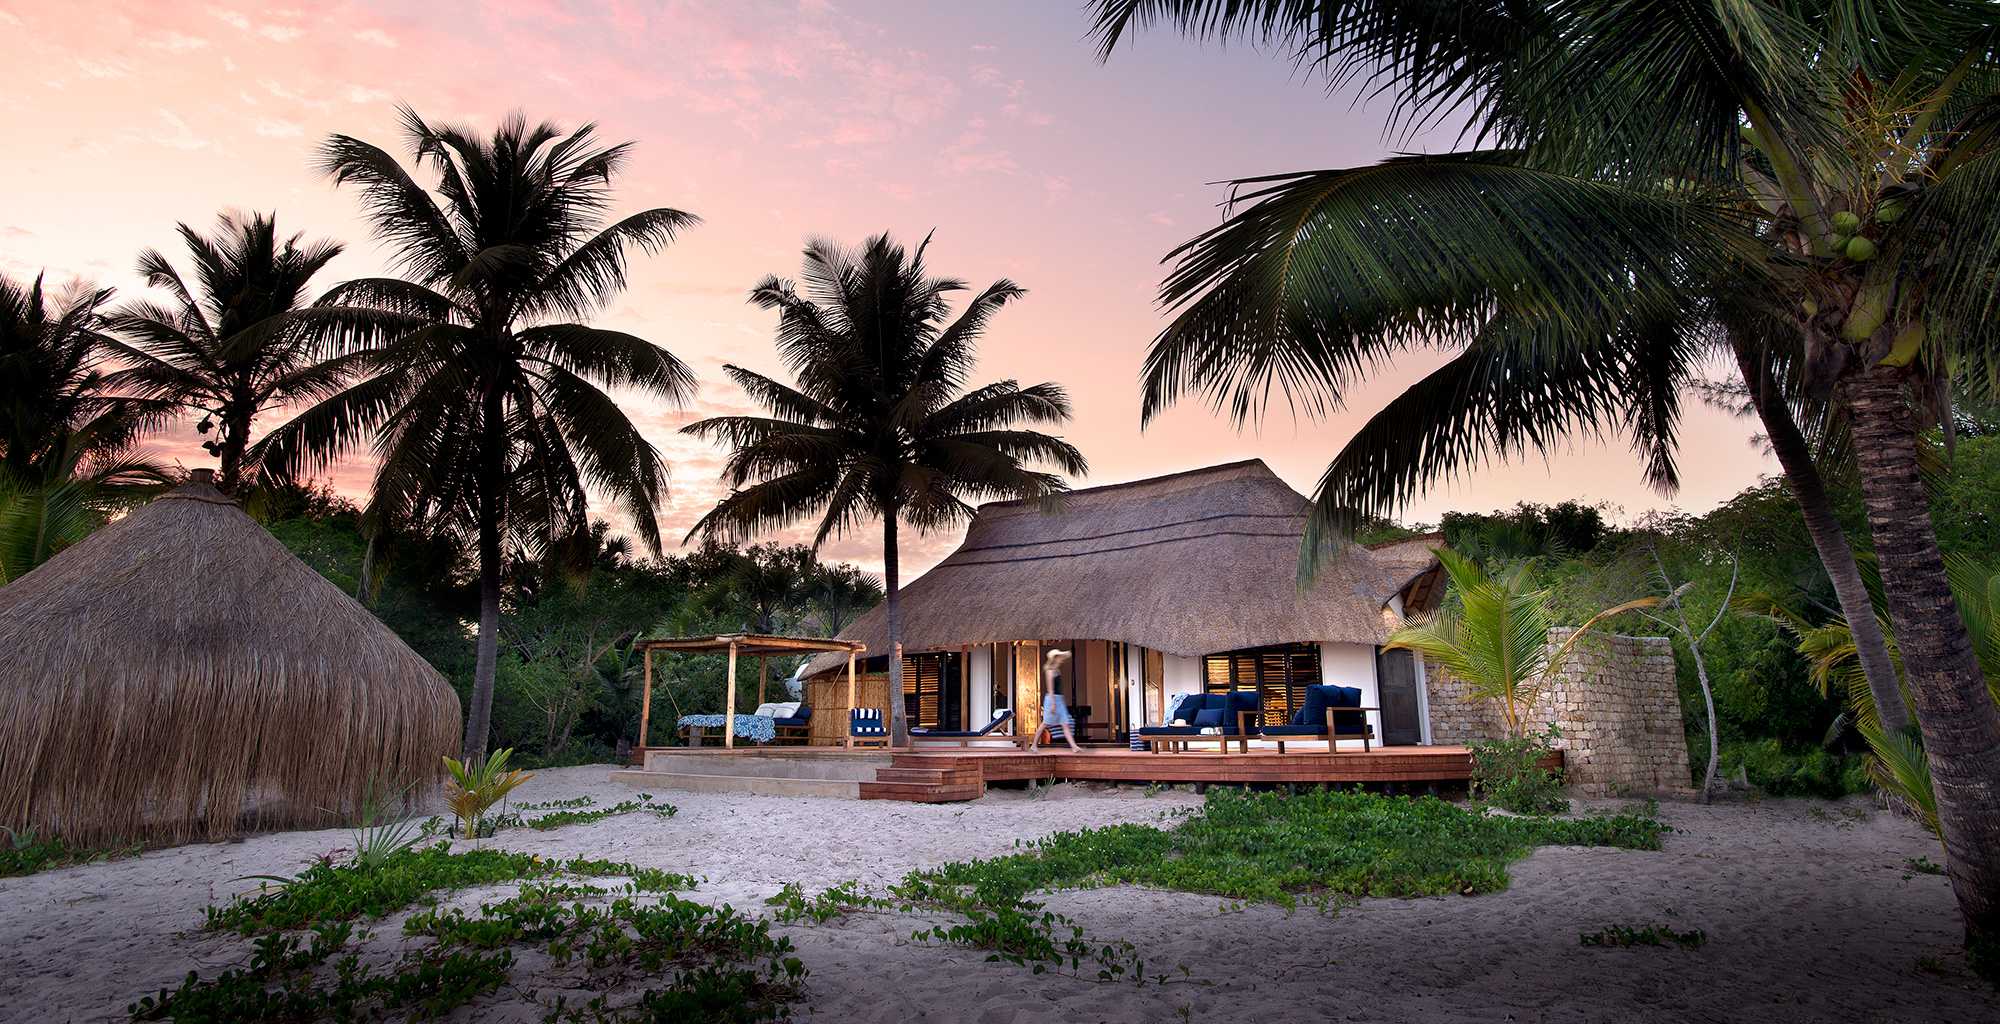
[637,752,888,782]
[610,769,860,799]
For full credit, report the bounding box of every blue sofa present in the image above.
[1136,690,1262,752]
[1257,684,1377,752]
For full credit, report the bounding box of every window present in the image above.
[1202,643,1322,726]
[902,651,961,730]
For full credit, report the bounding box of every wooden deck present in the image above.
[859,745,1530,802]
[623,743,1556,803]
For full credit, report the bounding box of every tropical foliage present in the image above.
[0,271,168,580]
[1385,548,1657,738]
[104,211,362,495]
[685,232,1085,745]
[1090,0,2000,942]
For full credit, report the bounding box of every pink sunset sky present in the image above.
[3,0,1775,579]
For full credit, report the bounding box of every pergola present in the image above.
[634,634,867,749]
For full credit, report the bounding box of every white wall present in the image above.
[1319,642,1382,741]
[968,645,994,726]
[1162,653,1201,714]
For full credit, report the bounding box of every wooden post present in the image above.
[845,649,857,749]
[759,656,768,706]
[725,641,739,749]
[639,646,654,752]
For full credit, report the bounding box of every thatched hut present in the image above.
[801,460,1447,744]
[0,470,461,846]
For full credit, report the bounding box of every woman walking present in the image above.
[1027,648,1082,753]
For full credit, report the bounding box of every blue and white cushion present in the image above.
[850,708,888,736]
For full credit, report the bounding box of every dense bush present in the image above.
[1719,739,1871,799]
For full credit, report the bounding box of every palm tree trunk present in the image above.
[464,388,507,762]
[1844,362,2000,944]
[1731,334,1908,733]
[884,511,909,747]
[217,403,254,495]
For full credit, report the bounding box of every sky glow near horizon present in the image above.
[3,0,1777,581]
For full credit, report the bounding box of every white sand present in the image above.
[1,766,1993,1023]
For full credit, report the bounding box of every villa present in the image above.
[800,459,1448,746]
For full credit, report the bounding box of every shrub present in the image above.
[1469,728,1569,814]
[0,828,140,878]
[1719,739,1870,798]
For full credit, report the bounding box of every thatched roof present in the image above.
[0,471,461,846]
[804,460,1441,673]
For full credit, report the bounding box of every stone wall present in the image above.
[1424,629,1694,797]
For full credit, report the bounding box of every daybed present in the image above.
[1136,691,1261,753]
[1257,684,1377,752]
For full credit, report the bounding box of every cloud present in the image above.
[148,109,215,150]
[143,32,213,54]
[353,28,397,47]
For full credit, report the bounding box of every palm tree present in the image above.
[684,233,1086,746]
[0,272,170,578]
[806,561,883,638]
[0,272,157,477]
[258,107,699,760]
[104,212,364,495]
[1089,0,2000,943]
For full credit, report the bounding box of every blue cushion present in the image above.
[1193,708,1225,728]
[1300,685,1332,727]
[1169,693,1205,723]
[1222,690,1261,733]
[1259,724,1322,737]
[1293,685,1369,734]
[1203,694,1230,712]
[792,706,813,722]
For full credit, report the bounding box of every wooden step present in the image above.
[873,767,981,785]
[858,781,984,802]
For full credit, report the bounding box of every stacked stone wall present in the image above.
[1423,629,1694,797]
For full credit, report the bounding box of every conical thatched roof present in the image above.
[805,460,1441,673]
[0,471,461,846]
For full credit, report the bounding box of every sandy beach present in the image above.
[1,766,1992,1024]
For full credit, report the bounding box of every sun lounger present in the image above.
[1258,684,1377,752]
[910,709,1017,746]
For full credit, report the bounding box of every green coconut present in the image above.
[1802,298,1819,315]
[1845,305,1886,342]
[1877,199,1907,223]
[1845,236,1878,261]
[1880,319,1927,367]
[1831,234,1851,253]
[1832,211,1862,234]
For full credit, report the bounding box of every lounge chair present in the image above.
[1259,684,1377,752]
[1136,691,1261,753]
[770,705,812,745]
[910,709,1017,747]
[848,707,889,748]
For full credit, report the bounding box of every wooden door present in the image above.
[1376,647,1422,745]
